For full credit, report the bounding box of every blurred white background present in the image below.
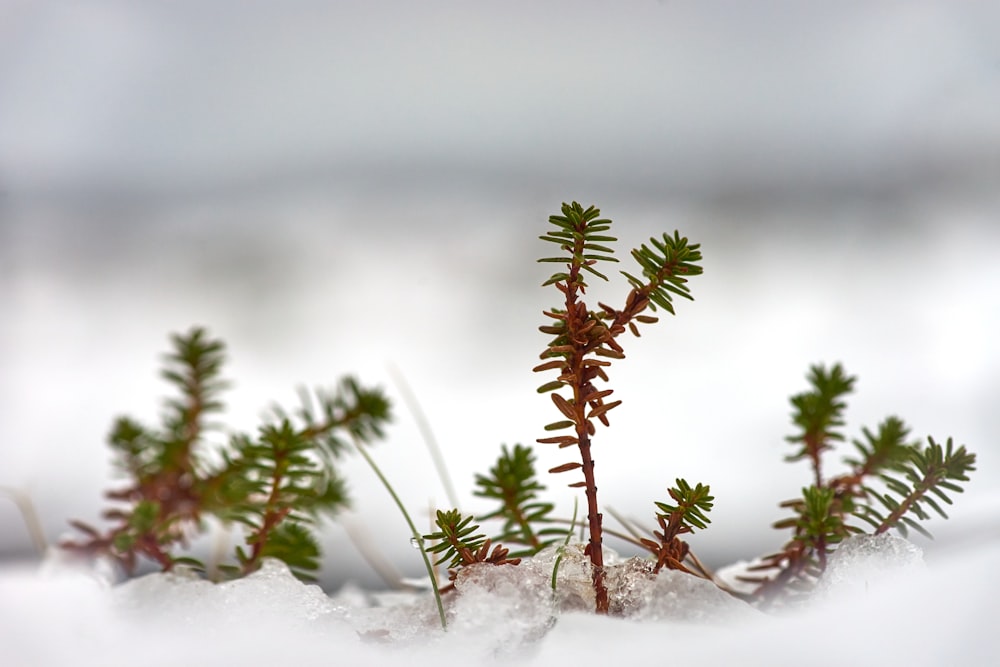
[2,1,998,587]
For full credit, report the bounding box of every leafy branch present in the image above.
[534,201,703,613]
[856,437,976,538]
[474,444,568,557]
[639,479,714,575]
[784,363,854,488]
[744,364,977,607]
[63,327,391,581]
[422,510,520,586]
[214,421,345,580]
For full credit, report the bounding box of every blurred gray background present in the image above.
[2,1,998,588]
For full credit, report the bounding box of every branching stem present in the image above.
[536,203,702,614]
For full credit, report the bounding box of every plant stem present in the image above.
[0,487,48,555]
[352,437,448,631]
[875,476,932,535]
[244,445,290,573]
[562,222,609,613]
[577,429,608,612]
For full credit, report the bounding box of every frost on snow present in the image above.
[2,537,999,666]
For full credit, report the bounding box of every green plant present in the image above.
[423,509,521,585]
[640,479,715,576]
[434,203,974,617]
[743,363,977,607]
[420,443,568,609]
[417,204,712,613]
[473,443,566,558]
[534,201,706,613]
[63,327,391,581]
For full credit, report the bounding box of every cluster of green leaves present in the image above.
[784,363,855,487]
[639,479,714,575]
[418,444,567,590]
[854,435,977,537]
[422,509,521,585]
[473,444,567,558]
[620,230,705,317]
[537,203,618,286]
[63,327,391,581]
[745,363,976,606]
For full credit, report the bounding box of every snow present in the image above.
[815,533,925,599]
[3,536,998,666]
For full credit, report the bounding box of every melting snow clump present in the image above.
[816,533,924,599]
[113,558,343,630]
[449,542,759,649]
[451,560,556,655]
[628,567,759,622]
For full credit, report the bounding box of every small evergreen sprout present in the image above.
[422,509,521,585]
[63,326,391,581]
[744,363,977,607]
[534,202,703,613]
[640,479,714,576]
[785,363,855,488]
[67,328,230,572]
[473,444,568,558]
[212,420,347,581]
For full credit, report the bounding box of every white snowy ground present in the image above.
[2,534,998,667]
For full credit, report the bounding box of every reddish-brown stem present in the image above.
[874,475,935,535]
[503,488,542,549]
[807,433,824,488]
[560,235,610,613]
[137,534,176,571]
[576,428,608,612]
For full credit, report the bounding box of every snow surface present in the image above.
[2,535,999,666]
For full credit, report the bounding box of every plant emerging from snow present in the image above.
[426,202,976,616]
[532,202,707,612]
[743,363,977,607]
[62,201,978,626]
[63,327,391,581]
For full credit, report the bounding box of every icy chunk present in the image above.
[219,558,342,621]
[604,556,656,615]
[113,565,214,624]
[467,543,756,624]
[816,533,924,599]
[574,550,760,622]
[629,568,759,622]
[451,561,556,654]
[530,543,598,612]
[112,558,345,634]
